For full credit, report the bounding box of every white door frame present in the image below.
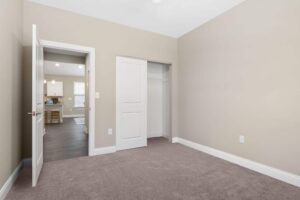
[40,40,96,156]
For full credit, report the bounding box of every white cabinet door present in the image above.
[55,82,63,96]
[116,56,147,151]
[47,82,55,96]
[47,81,63,96]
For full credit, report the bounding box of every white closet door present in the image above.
[116,56,147,151]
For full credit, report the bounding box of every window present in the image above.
[74,82,85,107]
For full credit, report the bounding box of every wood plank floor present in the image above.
[44,118,88,162]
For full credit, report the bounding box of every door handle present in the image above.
[28,112,42,116]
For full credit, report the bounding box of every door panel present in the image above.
[120,113,141,138]
[32,24,44,187]
[119,64,141,102]
[116,57,147,151]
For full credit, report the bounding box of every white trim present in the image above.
[63,114,84,118]
[172,137,300,187]
[40,40,96,157]
[172,137,179,143]
[0,162,22,200]
[88,49,96,157]
[93,146,116,156]
[41,40,94,54]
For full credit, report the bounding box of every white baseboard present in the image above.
[93,146,116,156]
[63,114,84,118]
[0,162,22,200]
[172,137,179,143]
[172,137,300,187]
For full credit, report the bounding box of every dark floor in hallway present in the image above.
[44,118,88,162]
[6,138,300,200]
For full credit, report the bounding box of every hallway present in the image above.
[44,118,88,162]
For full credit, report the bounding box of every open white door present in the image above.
[116,56,147,151]
[31,24,44,187]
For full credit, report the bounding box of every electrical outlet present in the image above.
[239,135,245,144]
[108,128,113,135]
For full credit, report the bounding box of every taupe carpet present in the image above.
[6,138,300,200]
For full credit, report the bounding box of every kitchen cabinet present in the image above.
[47,81,63,96]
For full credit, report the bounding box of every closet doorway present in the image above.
[116,56,171,151]
[147,62,170,140]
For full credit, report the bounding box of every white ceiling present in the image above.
[44,61,85,77]
[30,0,246,38]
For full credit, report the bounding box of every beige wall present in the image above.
[0,0,23,188]
[22,1,178,157]
[1,0,299,186]
[178,0,300,175]
[45,75,85,116]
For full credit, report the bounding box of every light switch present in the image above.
[96,92,100,99]
[108,128,113,135]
